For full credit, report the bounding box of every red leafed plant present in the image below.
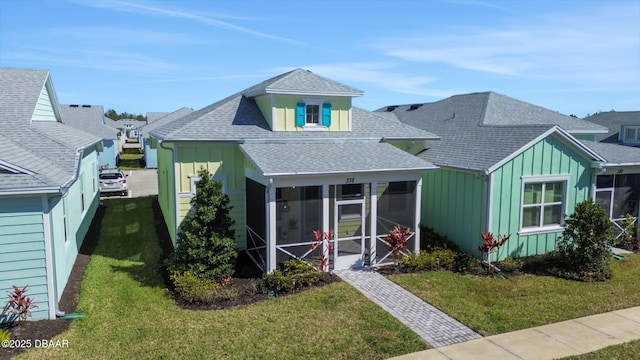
[385,225,412,270]
[311,230,334,272]
[3,285,38,324]
[478,232,510,265]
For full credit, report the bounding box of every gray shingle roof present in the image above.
[240,142,436,176]
[59,104,119,140]
[244,68,363,97]
[0,67,101,193]
[146,112,170,123]
[139,107,193,139]
[581,140,640,165]
[583,111,640,143]
[381,92,604,173]
[117,119,147,128]
[151,94,438,142]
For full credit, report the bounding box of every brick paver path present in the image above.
[334,268,482,348]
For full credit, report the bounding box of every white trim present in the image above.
[485,172,493,233]
[322,184,330,269]
[41,195,57,320]
[173,146,180,241]
[348,105,353,132]
[370,181,377,266]
[270,95,277,131]
[518,226,564,236]
[188,173,228,195]
[519,175,570,231]
[414,177,422,253]
[245,88,363,98]
[267,186,277,272]
[0,160,35,175]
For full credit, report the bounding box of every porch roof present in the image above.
[581,140,640,166]
[239,142,437,177]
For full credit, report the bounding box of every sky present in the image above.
[0,0,638,118]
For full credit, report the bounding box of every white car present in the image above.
[99,169,128,196]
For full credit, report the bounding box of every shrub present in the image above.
[615,213,638,251]
[3,285,38,324]
[0,329,10,342]
[400,248,457,272]
[498,257,524,273]
[263,259,321,293]
[170,270,238,303]
[556,199,614,281]
[454,252,484,274]
[168,167,238,283]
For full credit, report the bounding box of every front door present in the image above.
[334,200,366,269]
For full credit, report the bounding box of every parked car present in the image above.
[99,169,128,196]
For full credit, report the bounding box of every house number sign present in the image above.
[345,178,355,184]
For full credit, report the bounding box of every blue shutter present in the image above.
[322,102,332,127]
[296,102,306,127]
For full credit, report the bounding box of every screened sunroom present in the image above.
[241,142,437,272]
[595,173,640,239]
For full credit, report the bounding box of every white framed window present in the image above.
[520,176,569,232]
[624,126,640,143]
[189,173,227,196]
[296,99,332,128]
[306,104,320,125]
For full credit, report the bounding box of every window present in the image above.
[521,179,566,230]
[338,184,363,222]
[624,126,640,143]
[189,174,227,196]
[296,100,331,127]
[80,174,85,213]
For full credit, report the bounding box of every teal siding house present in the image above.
[59,104,120,169]
[0,68,102,321]
[138,107,192,168]
[151,69,439,273]
[380,92,619,260]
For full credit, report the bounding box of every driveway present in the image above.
[100,169,158,199]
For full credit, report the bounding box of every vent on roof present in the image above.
[386,105,398,112]
[408,104,423,111]
[70,104,79,107]
[82,105,91,108]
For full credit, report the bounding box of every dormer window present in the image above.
[296,99,332,128]
[624,126,640,143]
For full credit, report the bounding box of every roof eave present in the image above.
[0,186,61,195]
[262,166,438,177]
[246,89,363,98]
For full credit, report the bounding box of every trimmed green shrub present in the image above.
[170,270,238,303]
[262,259,321,293]
[454,252,484,274]
[556,199,614,281]
[400,248,457,272]
[498,257,524,273]
[168,167,237,283]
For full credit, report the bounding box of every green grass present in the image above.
[390,256,640,336]
[19,198,426,360]
[561,339,640,359]
[118,149,143,170]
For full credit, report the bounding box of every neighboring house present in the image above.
[59,104,120,169]
[0,68,102,321]
[583,111,640,146]
[138,108,193,168]
[150,69,439,273]
[103,117,125,153]
[379,92,630,261]
[146,112,170,124]
[119,118,147,140]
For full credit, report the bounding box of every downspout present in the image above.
[158,140,179,242]
[41,195,65,318]
[60,149,85,192]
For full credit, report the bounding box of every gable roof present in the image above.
[59,104,119,140]
[382,92,605,173]
[583,111,640,143]
[150,70,438,142]
[0,67,101,194]
[243,68,363,98]
[139,107,193,139]
[146,112,170,123]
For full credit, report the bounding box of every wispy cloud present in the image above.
[48,26,208,46]
[274,62,454,98]
[72,0,313,48]
[369,3,640,86]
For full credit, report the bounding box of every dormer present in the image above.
[245,69,363,132]
[621,125,640,145]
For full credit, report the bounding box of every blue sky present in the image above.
[1,0,638,118]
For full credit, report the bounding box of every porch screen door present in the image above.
[334,200,366,269]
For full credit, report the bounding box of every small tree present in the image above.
[168,168,237,283]
[556,199,614,281]
[385,225,412,271]
[3,285,38,325]
[478,232,510,268]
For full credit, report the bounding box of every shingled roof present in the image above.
[583,111,640,143]
[0,67,101,193]
[59,104,119,140]
[139,107,193,139]
[381,92,605,173]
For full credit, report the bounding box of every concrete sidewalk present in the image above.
[389,306,640,360]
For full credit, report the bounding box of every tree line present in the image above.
[104,108,146,122]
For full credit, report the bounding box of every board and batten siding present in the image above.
[157,142,177,245]
[274,97,350,132]
[0,196,50,321]
[31,82,58,122]
[422,169,487,256]
[490,134,594,260]
[176,144,247,249]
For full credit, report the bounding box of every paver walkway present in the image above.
[334,268,482,347]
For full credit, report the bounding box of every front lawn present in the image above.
[118,148,143,170]
[561,339,640,359]
[390,255,640,335]
[19,198,426,360]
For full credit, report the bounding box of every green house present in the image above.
[150,69,439,272]
[382,92,639,260]
[0,68,102,321]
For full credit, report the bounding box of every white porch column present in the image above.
[322,184,330,269]
[370,181,377,266]
[266,185,277,273]
[414,177,422,253]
